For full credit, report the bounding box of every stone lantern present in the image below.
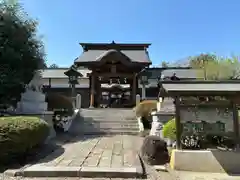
[64,65,82,109]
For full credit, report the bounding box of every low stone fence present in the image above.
[170,149,240,173]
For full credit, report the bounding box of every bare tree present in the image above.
[49,63,59,68]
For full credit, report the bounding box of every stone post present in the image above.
[71,84,76,109]
[136,94,141,106]
[157,97,163,111]
[76,94,81,109]
[141,84,146,100]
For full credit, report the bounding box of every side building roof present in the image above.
[141,67,204,79]
[41,68,91,78]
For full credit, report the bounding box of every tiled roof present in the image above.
[41,67,203,80]
[143,68,204,79]
[162,81,240,92]
[74,49,151,63]
[162,69,204,79]
[41,68,91,78]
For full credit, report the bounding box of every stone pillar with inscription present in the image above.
[136,94,141,106]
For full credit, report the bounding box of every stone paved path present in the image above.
[32,135,143,168]
[4,135,240,180]
[2,135,145,179]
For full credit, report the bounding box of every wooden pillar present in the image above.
[96,77,101,107]
[48,78,52,87]
[175,96,182,149]
[132,74,137,104]
[89,74,95,108]
[231,98,240,149]
[71,84,76,109]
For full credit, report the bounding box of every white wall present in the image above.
[43,78,159,88]
[43,78,90,88]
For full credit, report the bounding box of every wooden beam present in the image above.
[95,73,134,78]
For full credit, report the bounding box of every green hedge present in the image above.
[0,116,49,164]
[163,118,176,140]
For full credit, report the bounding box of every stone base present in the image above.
[170,149,240,173]
[14,166,143,178]
[42,111,56,140]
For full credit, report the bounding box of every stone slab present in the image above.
[22,166,80,177]
[80,167,143,178]
[170,149,240,174]
[21,166,143,178]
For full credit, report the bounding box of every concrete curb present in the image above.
[12,165,143,178]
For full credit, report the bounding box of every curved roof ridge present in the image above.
[95,49,118,61]
[95,49,131,62]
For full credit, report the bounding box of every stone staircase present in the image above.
[69,108,139,135]
[160,97,175,113]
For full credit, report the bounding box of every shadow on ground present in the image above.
[0,142,64,173]
[211,150,240,175]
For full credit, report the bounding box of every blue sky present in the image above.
[21,0,240,67]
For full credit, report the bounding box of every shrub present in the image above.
[163,118,176,140]
[46,93,73,113]
[135,100,157,118]
[0,116,49,164]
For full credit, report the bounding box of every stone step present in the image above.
[80,109,135,117]
[74,109,138,135]
[80,116,135,118]
[78,118,137,123]
[82,123,139,128]
[77,130,140,135]
[82,119,137,123]
[83,122,138,128]
[81,115,135,118]
[81,116,135,120]
[16,165,143,178]
[79,126,139,132]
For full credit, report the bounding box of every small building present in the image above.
[42,42,203,108]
